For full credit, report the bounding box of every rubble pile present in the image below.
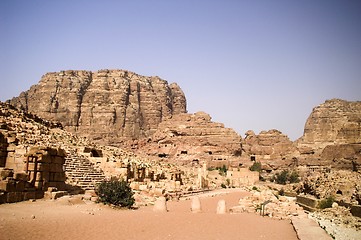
[231,186,305,220]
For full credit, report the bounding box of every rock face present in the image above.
[9,69,187,146]
[133,112,243,167]
[243,129,295,159]
[298,99,361,154]
[296,99,361,169]
[242,129,296,170]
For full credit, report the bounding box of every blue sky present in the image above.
[1,0,360,140]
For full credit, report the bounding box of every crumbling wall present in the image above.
[0,146,66,204]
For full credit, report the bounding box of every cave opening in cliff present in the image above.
[251,156,256,161]
[181,150,188,154]
[91,149,103,157]
[158,153,168,158]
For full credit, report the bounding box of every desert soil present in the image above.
[0,189,298,240]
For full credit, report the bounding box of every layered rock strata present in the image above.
[9,69,187,146]
[296,99,361,169]
[297,99,361,155]
[132,112,244,167]
[242,129,296,170]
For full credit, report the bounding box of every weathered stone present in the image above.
[10,69,187,146]
[153,197,167,212]
[297,99,361,166]
[191,196,202,213]
[216,199,227,214]
[134,112,243,167]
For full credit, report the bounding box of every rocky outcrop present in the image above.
[243,129,295,158]
[242,129,296,170]
[132,112,244,167]
[297,99,361,155]
[295,99,361,168]
[9,69,187,146]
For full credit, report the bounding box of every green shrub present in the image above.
[249,161,262,172]
[217,165,228,176]
[289,171,300,183]
[275,170,288,185]
[273,170,299,185]
[318,196,335,209]
[221,183,227,188]
[96,177,135,208]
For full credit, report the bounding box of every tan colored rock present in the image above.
[153,196,168,212]
[216,199,227,214]
[191,196,202,213]
[9,69,187,146]
[297,99,361,154]
[134,112,243,167]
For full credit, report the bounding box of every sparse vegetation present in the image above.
[272,170,299,185]
[217,165,228,176]
[96,177,135,208]
[249,161,262,172]
[221,183,227,188]
[318,196,335,209]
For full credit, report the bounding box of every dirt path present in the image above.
[0,189,298,240]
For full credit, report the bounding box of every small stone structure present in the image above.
[0,146,66,204]
[226,168,259,187]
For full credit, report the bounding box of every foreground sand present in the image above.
[0,189,298,240]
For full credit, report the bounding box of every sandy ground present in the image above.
[0,189,298,240]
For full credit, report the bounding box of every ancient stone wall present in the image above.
[0,147,66,204]
[9,69,187,146]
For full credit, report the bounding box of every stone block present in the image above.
[15,181,25,192]
[54,172,66,182]
[35,191,44,199]
[153,197,168,212]
[191,196,202,213]
[6,192,23,203]
[0,168,13,180]
[50,164,63,173]
[23,191,36,200]
[216,199,227,214]
[54,156,65,164]
[0,192,6,204]
[35,172,43,181]
[14,172,29,181]
[57,149,66,157]
[0,179,16,192]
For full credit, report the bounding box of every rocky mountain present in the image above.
[296,99,361,169]
[297,99,361,154]
[130,112,244,168]
[9,69,187,146]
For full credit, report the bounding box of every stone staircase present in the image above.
[64,151,105,190]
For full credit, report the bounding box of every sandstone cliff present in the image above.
[242,129,296,170]
[297,99,361,154]
[132,112,244,167]
[9,69,187,146]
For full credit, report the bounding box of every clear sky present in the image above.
[1,0,360,140]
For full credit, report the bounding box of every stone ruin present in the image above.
[0,146,66,203]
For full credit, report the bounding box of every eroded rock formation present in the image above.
[242,129,296,170]
[297,99,361,154]
[131,112,244,167]
[9,69,187,146]
[296,99,361,169]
